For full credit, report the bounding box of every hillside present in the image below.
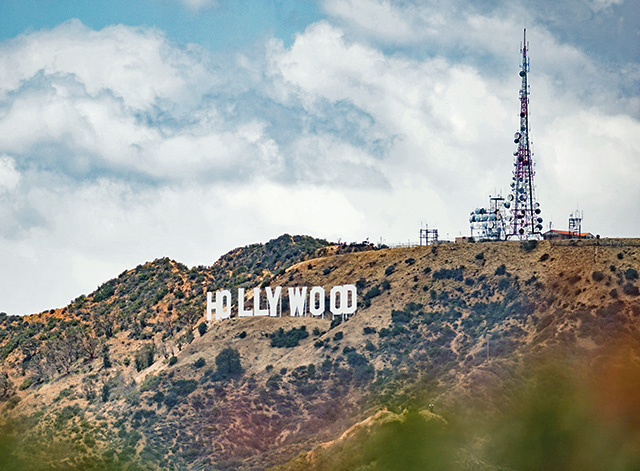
[1,236,640,470]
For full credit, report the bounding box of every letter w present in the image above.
[287,287,307,317]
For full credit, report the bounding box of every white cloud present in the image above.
[0,19,211,110]
[0,12,637,315]
[587,0,624,11]
[270,18,640,238]
[177,0,217,11]
[0,155,20,192]
[322,0,438,44]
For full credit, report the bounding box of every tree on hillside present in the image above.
[0,372,15,402]
[215,348,242,379]
[134,343,156,372]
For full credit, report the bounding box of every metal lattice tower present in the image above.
[506,29,543,240]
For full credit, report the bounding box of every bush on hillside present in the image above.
[0,372,15,401]
[432,267,464,282]
[270,326,309,348]
[495,264,507,276]
[134,343,155,372]
[197,322,207,336]
[215,348,242,378]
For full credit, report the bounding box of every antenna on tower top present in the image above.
[507,28,542,241]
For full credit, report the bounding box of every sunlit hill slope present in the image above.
[1,235,640,470]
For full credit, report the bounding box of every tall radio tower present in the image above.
[506,29,543,240]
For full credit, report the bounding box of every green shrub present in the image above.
[362,285,382,308]
[270,326,309,348]
[520,239,538,252]
[93,280,116,303]
[391,310,411,324]
[134,343,155,372]
[101,383,110,402]
[0,372,15,401]
[5,395,20,410]
[140,375,161,392]
[54,388,75,402]
[193,357,206,369]
[169,379,198,397]
[266,374,281,390]
[495,264,507,276]
[346,352,374,384]
[215,348,242,378]
[168,356,178,366]
[432,267,463,281]
[102,349,112,369]
[197,322,207,336]
[19,377,34,391]
[622,283,639,296]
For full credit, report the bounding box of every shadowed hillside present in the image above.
[1,237,640,470]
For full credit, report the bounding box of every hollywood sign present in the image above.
[206,285,357,323]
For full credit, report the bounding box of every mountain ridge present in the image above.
[1,235,640,470]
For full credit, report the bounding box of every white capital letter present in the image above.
[342,284,357,316]
[253,287,269,317]
[238,288,253,317]
[266,286,282,317]
[309,286,325,318]
[206,292,214,324]
[288,287,307,317]
[215,290,232,321]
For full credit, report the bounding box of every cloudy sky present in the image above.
[0,0,638,315]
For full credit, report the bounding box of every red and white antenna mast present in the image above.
[506,29,543,240]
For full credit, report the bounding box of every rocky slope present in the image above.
[1,236,640,470]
